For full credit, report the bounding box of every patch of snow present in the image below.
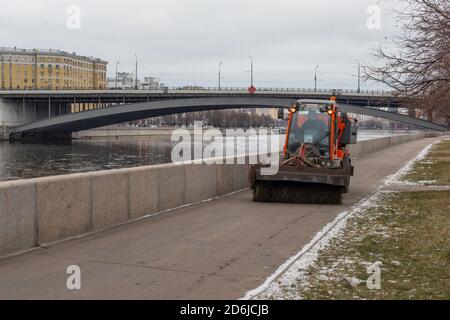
[416,180,437,185]
[388,280,397,284]
[343,276,366,287]
[385,141,438,186]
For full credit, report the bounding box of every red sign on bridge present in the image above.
[248,86,256,94]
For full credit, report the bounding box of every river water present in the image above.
[0,129,415,182]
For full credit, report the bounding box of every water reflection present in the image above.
[0,137,174,181]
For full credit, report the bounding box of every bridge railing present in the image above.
[167,87,393,95]
[0,87,395,96]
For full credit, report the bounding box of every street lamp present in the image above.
[115,60,120,89]
[357,62,361,93]
[218,60,223,90]
[249,56,254,87]
[314,65,319,92]
[135,54,138,90]
[350,61,362,93]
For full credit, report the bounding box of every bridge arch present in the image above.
[11,96,448,139]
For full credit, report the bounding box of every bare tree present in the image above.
[364,0,450,126]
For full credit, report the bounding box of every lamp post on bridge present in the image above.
[248,56,256,94]
[115,60,120,89]
[135,54,138,90]
[351,61,362,93]
[314,65,319,92]
[357,62,361,93]
[218,60,223,90]
[249,55,254,87]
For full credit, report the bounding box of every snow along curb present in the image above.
[384,141,438,185]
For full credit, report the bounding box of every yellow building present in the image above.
[0,47,107,90]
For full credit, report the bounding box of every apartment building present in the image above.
[0,47,108,90]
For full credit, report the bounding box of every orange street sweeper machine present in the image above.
[249,98,358,204]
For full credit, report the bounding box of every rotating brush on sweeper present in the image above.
[249,97,358,204]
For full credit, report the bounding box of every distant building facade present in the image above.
[141,76,164,90]
[107,72,135,89]
[107,74,164,90]
[0,47,107,90]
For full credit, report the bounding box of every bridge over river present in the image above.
[1,88,448,140]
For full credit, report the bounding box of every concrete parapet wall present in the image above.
[0,132,442,258]
[36,175,92,243]
[0,180,36,255]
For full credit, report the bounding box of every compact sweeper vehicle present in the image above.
[249,98,358,204]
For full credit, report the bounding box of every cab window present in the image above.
[287,110,329,155]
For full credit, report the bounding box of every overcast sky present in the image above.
[1,0,403,89]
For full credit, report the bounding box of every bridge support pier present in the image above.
[0,98,43,127]
[1,98,72,128]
